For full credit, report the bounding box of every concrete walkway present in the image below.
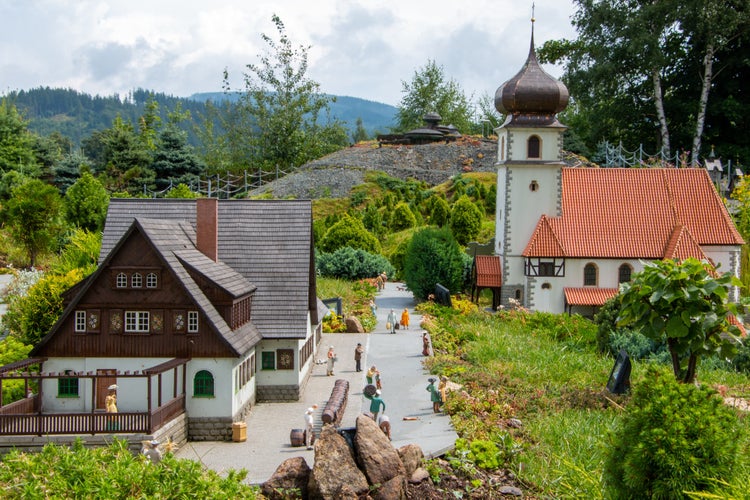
[175,281,457,485]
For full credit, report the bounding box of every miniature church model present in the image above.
[492,18,744,316]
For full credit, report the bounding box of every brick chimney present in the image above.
[196,198,218,261]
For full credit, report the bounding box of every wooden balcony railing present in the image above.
[0,396,185,436]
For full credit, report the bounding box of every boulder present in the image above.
[308,424,369,499]
[261,457,310,500]
[397,443,424,476]
[409,467,430,484]
[373,475,406,500]
[354,414,406,486]
[345,315,365,333]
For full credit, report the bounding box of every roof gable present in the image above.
[524,168,743,258]
[101,199,314,339]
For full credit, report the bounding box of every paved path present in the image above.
[175,281,457,484]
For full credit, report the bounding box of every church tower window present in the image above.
[527,135,541,159]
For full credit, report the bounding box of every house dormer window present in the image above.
[125,311,150,333]
[584,263,598,286]
[527,135,541,159]
[116,273,128,288]
[131,273,142,288]
[146,273,158,288]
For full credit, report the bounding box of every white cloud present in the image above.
[0,0,576,105]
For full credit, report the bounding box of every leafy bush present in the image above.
[318,214,381,254]
[732,341,750,374]
[0,336,34,403]
[316,247,394,281]
[430,196,450,227]
[2,269,84,346]
[404,227,465,300]
[389,201,416,231]
[595,296,664,359]
[603,366,742,499]
[51,228,101,275]
[449,195,482,245]
[0,439,259,498]
[64,171,109,231]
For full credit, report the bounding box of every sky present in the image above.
[0,0,577,107]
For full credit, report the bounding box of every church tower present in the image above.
[493,15,569,307]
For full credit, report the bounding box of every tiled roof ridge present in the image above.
[661,169,681,225]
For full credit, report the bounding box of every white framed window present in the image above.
[131,273,143,288]
[74,311,86,332]
[146,272,158,288]
[187,311,199,333]
[116,273,128,288]
[125,311,150,332]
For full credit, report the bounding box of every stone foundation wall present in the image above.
[187,416,233,441]
[256,384,302,402]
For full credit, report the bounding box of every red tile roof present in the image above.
[475,255,502,287]
[564,287,619,306]
[523,168,744,258]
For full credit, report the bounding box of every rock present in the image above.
[373,475,406,500]
[261,457,310,500]
[507,418,523,428]
[308,425,369,499]
[354,414,406,486]
[345,315,365,333]
[397,444,424,476]
[409,467,430,484]
[499,485,524,496]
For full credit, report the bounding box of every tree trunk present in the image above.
[691,42,715,167]
[651,68,671,158]
[668,338,681,379]
[684,354,699,385]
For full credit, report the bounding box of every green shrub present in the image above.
[430,196,450,227]
[0,438,259,498]
[316,247,394,281]
[603,366,742,499]
[731,341,750,374]
[404,227,465,300]
[449,195,482,245]
[389,201,416,231]
[594,297,661,359]
[318,214,381,254]
[2,269,84,346]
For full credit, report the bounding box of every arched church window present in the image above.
[584,263,598,286]
[500,136,505,161]
[618,264,633,283]
[530,180,539,192]
[527,135,541,159]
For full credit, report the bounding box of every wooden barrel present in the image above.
[290,428,305,447]
[363,384,377,399]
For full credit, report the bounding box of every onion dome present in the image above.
[495,19,569,125]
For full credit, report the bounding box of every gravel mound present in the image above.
[248,138,498,199]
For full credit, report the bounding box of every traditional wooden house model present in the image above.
[0,198,323,442]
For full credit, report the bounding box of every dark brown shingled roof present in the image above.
[101,199,315,340]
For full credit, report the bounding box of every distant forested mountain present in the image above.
[5,87,397,148]
[189,92,397,137]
